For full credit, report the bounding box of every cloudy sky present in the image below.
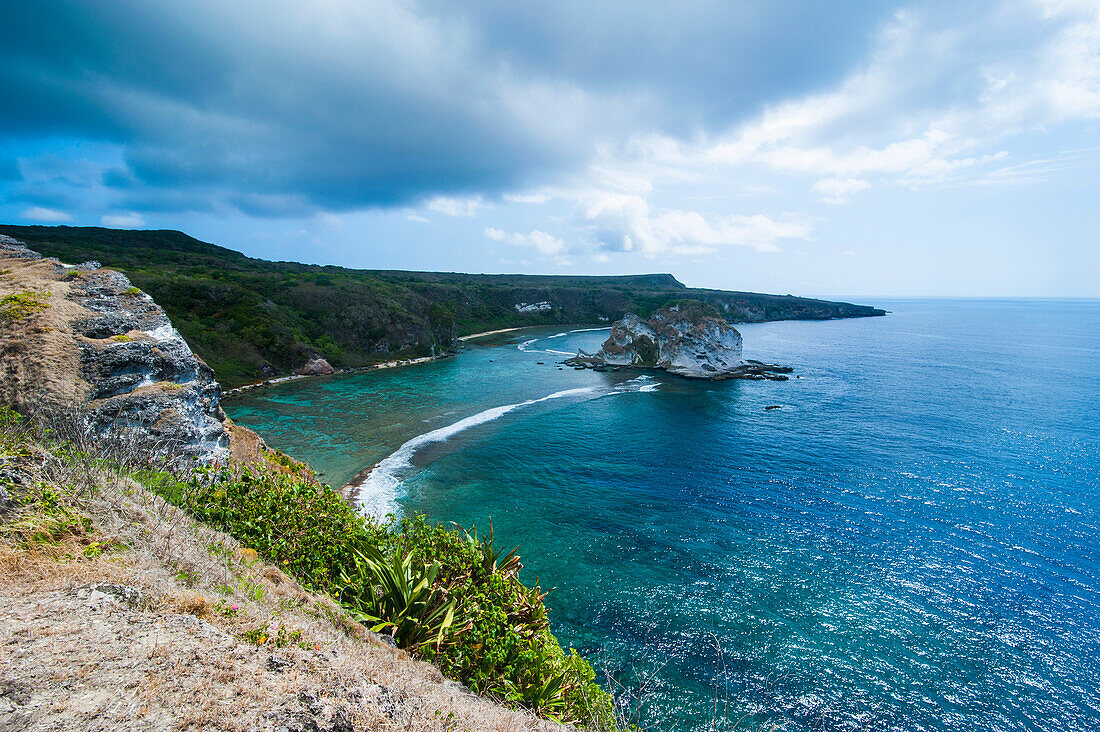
[2,0,1098,296]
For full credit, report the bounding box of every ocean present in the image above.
[224,299,1100,731]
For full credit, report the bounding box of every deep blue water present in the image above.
[225,300,1100,731]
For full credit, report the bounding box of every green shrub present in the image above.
[340,539,461,652]
[1,483,92,546]
[155,465,616,728]
[394,516,614,726]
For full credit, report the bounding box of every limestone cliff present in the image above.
[0,236,229,460]
[568,300,792,380]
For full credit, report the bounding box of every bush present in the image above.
[155,465,616,728]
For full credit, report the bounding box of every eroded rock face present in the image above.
[0,238,229,462]
[568,300,791,380]
[594,301,744,377]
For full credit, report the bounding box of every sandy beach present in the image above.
[458,327,523,341]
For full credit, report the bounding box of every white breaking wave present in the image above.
[517,327,610,354]
[353,386,598,517]
[615,374,660,393]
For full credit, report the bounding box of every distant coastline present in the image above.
[0,224,885,389]
[223,354,440,396]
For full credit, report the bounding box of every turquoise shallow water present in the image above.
[225,300,1100,731]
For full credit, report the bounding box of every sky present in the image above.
[2,0,1098,297]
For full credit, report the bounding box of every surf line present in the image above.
[345,386,598,517]
[517,326,611,354]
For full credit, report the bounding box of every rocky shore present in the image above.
[565,300,793,381]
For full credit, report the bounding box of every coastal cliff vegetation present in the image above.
[0,405,617,729]
[0,235,618,728]
[0,225,884,387]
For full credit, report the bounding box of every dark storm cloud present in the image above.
[418,0,891,133]
[0,0,891,215]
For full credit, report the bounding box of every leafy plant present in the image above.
[146,464,616,728]
[339,539,463,652]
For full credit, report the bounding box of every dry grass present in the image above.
[0,433,568,731]
[0,251,93,412]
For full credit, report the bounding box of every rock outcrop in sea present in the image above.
[567,300,793,380]
[0,236,229,461]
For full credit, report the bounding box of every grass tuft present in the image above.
[0,290,51,323]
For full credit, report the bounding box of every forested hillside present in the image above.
[0,225,884,386]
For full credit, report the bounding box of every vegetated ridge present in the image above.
[0,225,885,387]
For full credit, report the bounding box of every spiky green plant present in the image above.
[339,539,465,652]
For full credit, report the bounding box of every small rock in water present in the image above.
[765,405,782,410]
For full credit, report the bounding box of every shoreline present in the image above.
[457,327,523,341]
[225,325,569,397]
[222,355,440,396]
[225,327,536,396]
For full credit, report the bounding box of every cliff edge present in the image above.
[0,235,229,461]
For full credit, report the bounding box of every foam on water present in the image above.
[353,386,599,516]
[517,327,609,355]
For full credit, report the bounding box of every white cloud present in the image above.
[639,2,1100,191]
[485,227,571,262]
[813,177,871,203]
[503,192,552,204]
[427,196,485,217]
[577,192,810,256]
[21,206,72,222]
[101,212,146,227]
[406,213,430,223]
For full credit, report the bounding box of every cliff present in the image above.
[0,237,228,461]
[0,226,885,386]
[568,300,792,380]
